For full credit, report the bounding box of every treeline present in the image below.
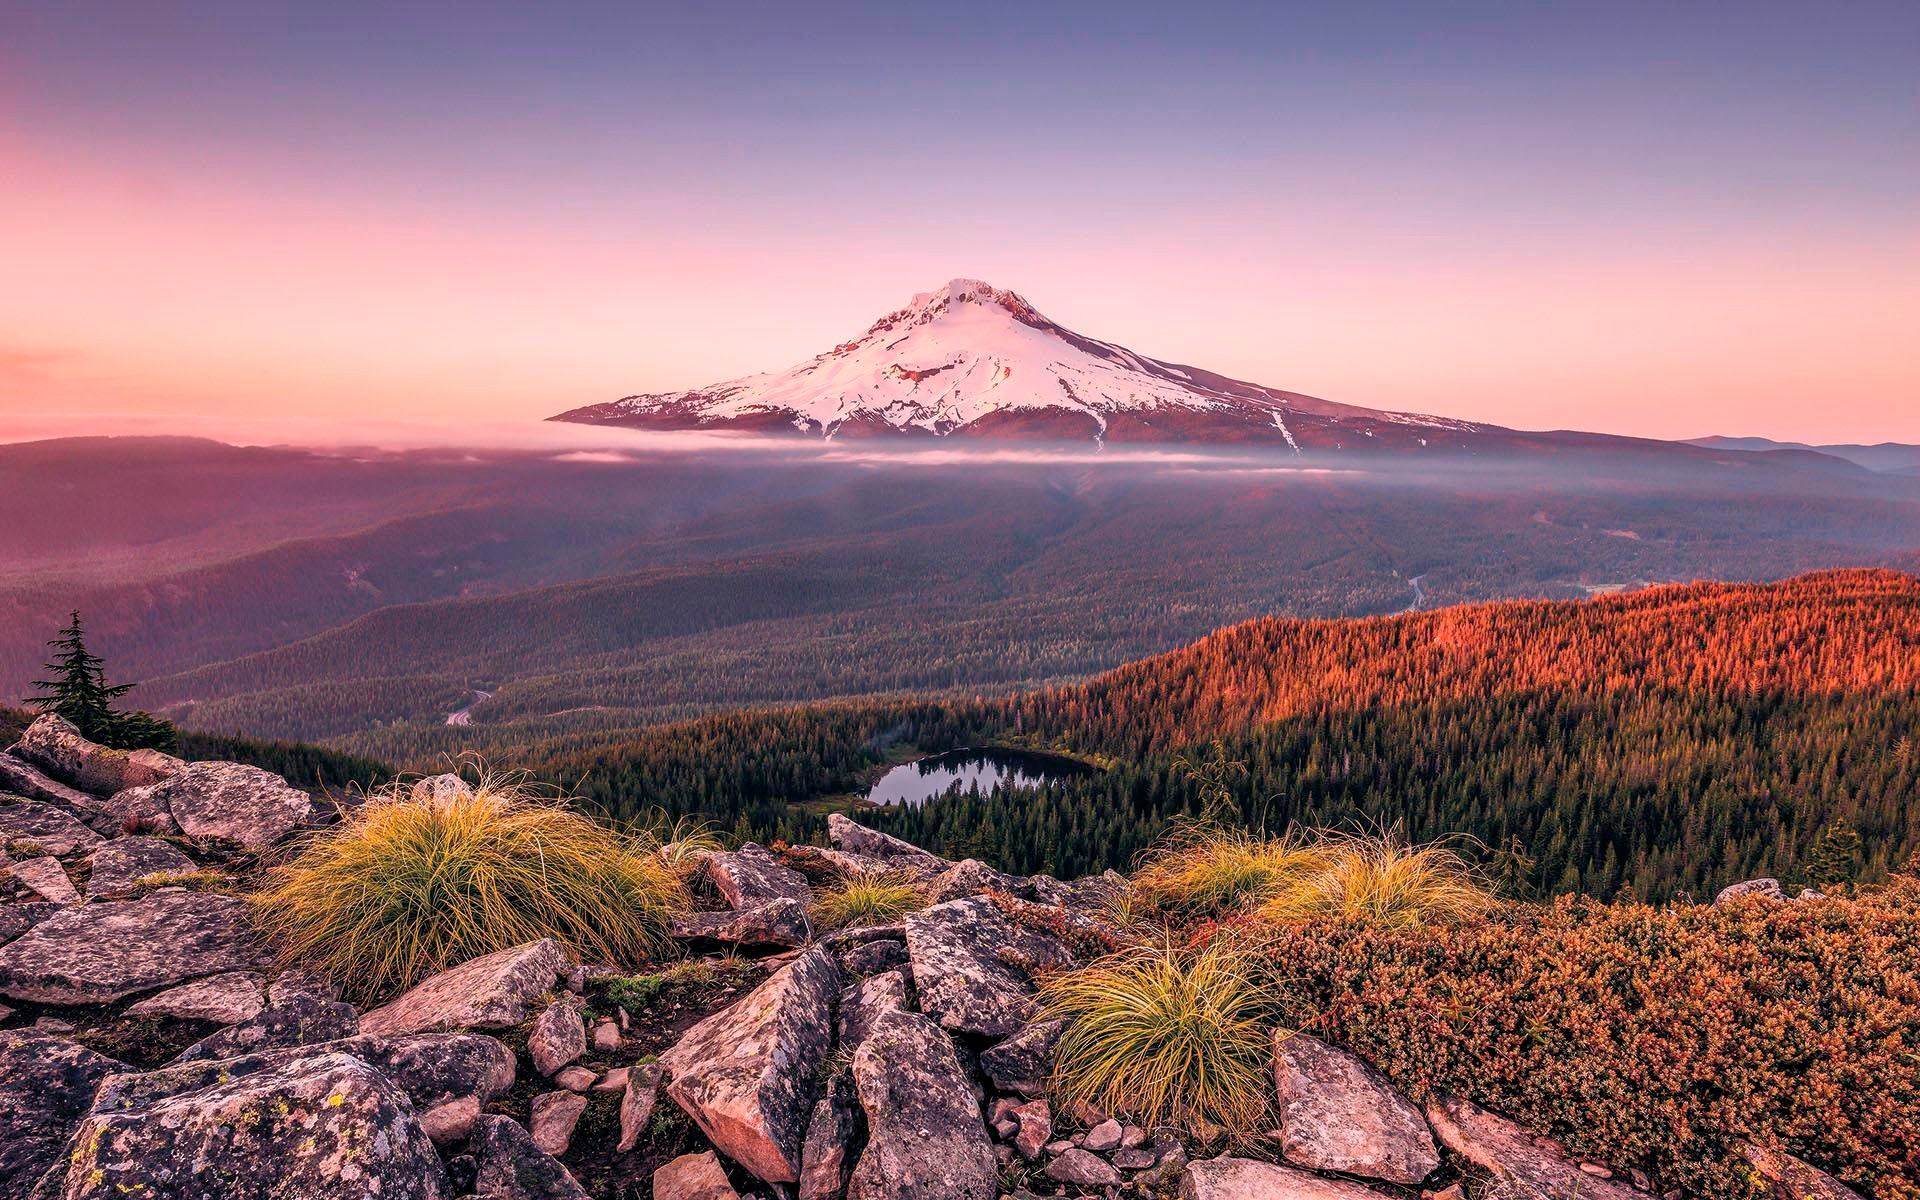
[522,571,1920,902]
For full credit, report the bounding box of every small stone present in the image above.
[594,1065,629,1093]
[554,1065,597,1092]
[1121,1124,1149,1148]
[1011,1098,1053,1160]
[1083,1117,1123,1153]
[531,1089,589,1156]
[655,1149,741,1200]
[1581,1163,1614,1178]
[421,1094,483,1144]
[1422,1186,1466,1200]
[529,1000,587,1077]
[1046,1147,1123,1187]
[592,1019,621,1051]
[471,1113,590,1200]
[1112,1148,1157,1170]
[1182,1156,1396,1199]
[1045,1139,1074,1155]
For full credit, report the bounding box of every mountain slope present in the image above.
[553,278,1518,449]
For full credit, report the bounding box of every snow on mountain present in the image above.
[550,278,1497,449]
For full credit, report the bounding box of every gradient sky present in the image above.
[2,1,1915,443]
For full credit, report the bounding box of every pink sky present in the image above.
[3,5,1915,446]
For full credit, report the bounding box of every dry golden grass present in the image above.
[251,778,688,1002]
[1128,825,1329,919]
[1040,937,1276,1138]
[1255,831,1493,927]
[809,871,926,931]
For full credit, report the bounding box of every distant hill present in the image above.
[1690,435,1920,473]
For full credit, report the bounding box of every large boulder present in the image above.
[10,715,183,796]
[1180,1156,1398,1199]
[904,895,1073,1037]
[827,813,949,877]
[64,1050,449,1199]
[469,1113,589,1200]
[846,1008,997,1200]
[926,857,1023,903]
[359,938,567,1036]
[0,890,260,1004]
[659,945,839,1183]
[1715,877,1786,905]
[0,1032,125,1197]
[120,761,314,848]
[0,797,102,857]
[1271,1032,1438,1184]
[1739,1143,1863,1200]
[0,752,103,815]
[706,842,812,908]
[1424,1094,1643,1200]
[83,836,197,899]
[126,971,268,1024]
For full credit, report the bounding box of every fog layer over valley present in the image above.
[3,434,1918,764]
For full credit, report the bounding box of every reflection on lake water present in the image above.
[864,747,1088,808]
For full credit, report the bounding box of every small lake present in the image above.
[864,747,1091,808]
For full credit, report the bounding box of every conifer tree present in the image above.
[30,611,177,751]
[1805,818,1863,890]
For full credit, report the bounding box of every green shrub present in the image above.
[1039,938,1275,1137]
[252,780,688,1002]
[1249,878,1920,1200]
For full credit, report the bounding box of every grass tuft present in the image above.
[251,777,688,1002]
[1040,938,1275,1137]
[1256,831,1493,927]
[1128,826,1329,920]
[808,871,926,931]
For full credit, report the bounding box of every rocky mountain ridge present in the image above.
[0,715,1859,1200]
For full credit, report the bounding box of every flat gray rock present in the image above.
[0,753,102,815]
[1272,1031,1438,1184]
[838,965,913,1052]
[979,1017,1065,1096]
[528,999,586,1077]
[1716,877,1786,904]
[827,813,949,876]
[65,1050,450,1199]
[83,835,197,898]
[1425,1094,1643,1200]
[9,856,79,904]
[0,796,102,857]
[0,1032,126,1197]
[846,1008,997,1200]
[660,945,839,1184]
[616,1060,662,1153]
[0,890,260,1004]
[133,760,315,848]
[126,971,268,1024]
[1180,1156,1398,1199]
[359,938,567,1036]
[671,897,812,948]
[706,842,812,908]
[170,988,360,1062]
[904,895,1073,1037]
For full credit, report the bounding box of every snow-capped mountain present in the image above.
[550,278,1500,449]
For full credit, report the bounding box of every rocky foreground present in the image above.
[0,715,1856,1200]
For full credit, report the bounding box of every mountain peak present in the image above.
[551,281,1497,450]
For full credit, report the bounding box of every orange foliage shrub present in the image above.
[1251,877,1920,1199]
